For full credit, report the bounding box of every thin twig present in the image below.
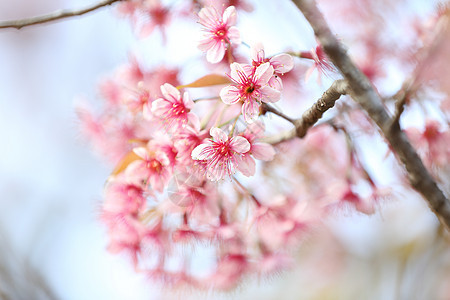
[261,103,296,124]
[263,79,348,144]
[389,12,449,130]
[292,0,450,231]
[0,0,123,30]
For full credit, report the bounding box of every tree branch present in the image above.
[263,79,348,144]
[292,0,450,230]
[295,79,348,137]
[0,0,123,30]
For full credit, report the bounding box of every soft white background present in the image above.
[0,0,155,298]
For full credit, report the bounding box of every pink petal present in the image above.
[236,154,256,177]
[151,98,168,116]
[149,173,165,193]
[133,147,149,159]
[206,41,226,64]
[220,85,241,104]
[223,6,237,25]
[160,83,180,102]
[259,86,281,103]
[251,143,276,161]
[229,62,248,83]
[268,76,283,91]
[227,26,241,44]
[210,127,228,143]
[198,7,220,28]
[270,54,294,74]
[198,38,215,52]
[245,121,265,139]
[155,151,170,166]
[187,112,200,129]
[191,144,211,160]
[253,63,274,86]
[242,100,261,122]
[230,136,251,153]
[182,91,194,109]
[251,42,265,62]
[125,160,146,185]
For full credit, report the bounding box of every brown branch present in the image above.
[263,79,348,144]
[295,79,348,137]
[0,0,123,30]
[292,0,450,230]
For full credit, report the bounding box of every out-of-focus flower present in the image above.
[125,143,172,192]
[406,120,450,168]
[150,83,197,129]
[198,6,241,63]
[302,44,335,83]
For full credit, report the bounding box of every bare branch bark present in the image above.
[295,79,348,137]
[292,0,450,230]
[264,79,348,144]
[0,0,123,30]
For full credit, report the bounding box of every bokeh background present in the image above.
[0,0,448,299]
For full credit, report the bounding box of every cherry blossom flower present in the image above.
[406,120,450,168]
[174,120,209,165]
[191,127,250,181]
[125,143,172,192]
[198,6,241,63]
[103,178,147,217]
[118,0,171,40]
[251,44,294,75]
[250,44,294,91]
[150,83,197,129]
[302,44,335,82]
[220,62,281,122]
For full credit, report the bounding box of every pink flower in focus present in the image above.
[125,143,172,192]
[198,6,241,63]
[150,83,197,128]
[220,62,281,122]
[191,127,250,181]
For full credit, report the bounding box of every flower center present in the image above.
[245,83,255,94]
[147,159,162,173]
[170,103,186,116]
[215,25,228,39]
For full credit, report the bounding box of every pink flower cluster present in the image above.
[77,0,450,292]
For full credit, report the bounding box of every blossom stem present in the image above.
[193,96,220,102]
[261,103,296,124]
[232,177,261,207]
[229,116,240,136]
[262,79,348,144]
[292,0,450,231]
[0,0,123,29]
